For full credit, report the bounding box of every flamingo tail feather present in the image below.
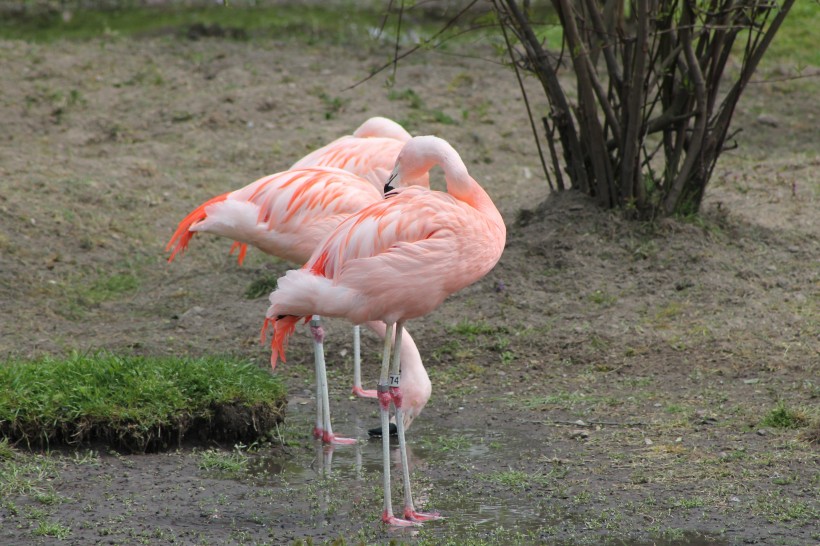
[262,315,303,369]
[166,193,229,262]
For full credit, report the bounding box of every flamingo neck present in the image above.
[439,153,504,227]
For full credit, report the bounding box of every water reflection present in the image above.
[247,398,732,544]
[309,435,423,478]
[247,424,728,544]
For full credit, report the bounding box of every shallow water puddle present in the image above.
[243,399,731,543]
[248,419,729,544]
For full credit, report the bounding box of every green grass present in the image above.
[0,2,440,45]
[199,447,249,475]
[244,274,279,299]
[2,1,814,71]
[450,319,498,340]
[419,434,471,453]
[387,87,460,131]
[760,402,810,429]
[483,469,531,489]
[84,272,140,304]
[0,352,286,451]
[33,520,71,539]
[766,1,820,67]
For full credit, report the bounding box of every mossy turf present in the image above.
[0,353,285,452]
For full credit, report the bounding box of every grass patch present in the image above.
[1,1,814,71]
[199,447,249,476]
[245,274,279,299]
[0,456,58,497]
[450,319,498,340]
[482,468,555,491]
[388,87,460,131]
[765,1,820,68]
[0,2,445,45]
[760,403,809,429]
[33,520,71,539]
[0,438,15,460]
[0,352,286,452]
[84,272,140,304]
[419,434,471,453]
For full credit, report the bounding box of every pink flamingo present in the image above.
[167,116,428,399]
[166,166,431,444]
[264,135,507,525]
[289,116,429,399]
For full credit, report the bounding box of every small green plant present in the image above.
[450,320,496,340]
[587,289,617,306]
[755,495,818,523]
[316,92,349,119]
[431,339,463,362]
[430,109,456,125]
[0,438,15,460]
[761,403,809,429]
[33,520,71,539]
[483,469,552,490]
[388,88,424,109]
[199,447,249,474]
[500,351,515,365]
[670,496,705,509]
[245,274,279,299]
[34,491,67,505]
[87,272,139,303]
[419,434,470,453]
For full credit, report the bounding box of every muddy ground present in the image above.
[0,15,818,546]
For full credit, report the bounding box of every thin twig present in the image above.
[344,0,481,91]
[375,0,395,41]
[392,0,404,85]
[495,1,555,192]
[542,116,566,191]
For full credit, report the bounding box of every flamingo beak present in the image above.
[384,170,399,194]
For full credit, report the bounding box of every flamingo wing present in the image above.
[167,167,381,265]
[291,137,410,190]
[269,187,496,326]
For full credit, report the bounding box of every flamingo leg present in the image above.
[378,323,415,527]
[352,325,377,399]
[390,322,441,523]
[312,315,324,440]
[310,317,356,445]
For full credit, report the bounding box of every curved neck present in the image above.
[437,151,504,227]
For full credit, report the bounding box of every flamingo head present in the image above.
[385,135,465,193]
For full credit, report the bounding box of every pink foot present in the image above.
[352,385,378,399]
[321,431,357,445]
[382,510,417,527]
[404,508,443,522]
[312,427,323,439]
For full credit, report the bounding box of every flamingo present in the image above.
[168,116,428,399]
[264,135,506,525]
[289,116,429,399]
[165,166,430,444]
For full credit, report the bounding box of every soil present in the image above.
[0,20,818,546]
